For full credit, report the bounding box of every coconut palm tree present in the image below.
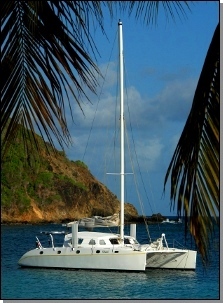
[1,1,219,264]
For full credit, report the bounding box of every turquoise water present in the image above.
[1,221,219,299]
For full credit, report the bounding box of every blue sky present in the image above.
[60,2,219,216]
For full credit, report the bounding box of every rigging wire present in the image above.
[82,28,118,163]
[108,42,120,192]
[81,28,120,218]
[81,21,161,237]
[124,122,152,242]
[102,31,121,213]
[123,56,162,238]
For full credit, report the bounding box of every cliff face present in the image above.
[1,136,138,224]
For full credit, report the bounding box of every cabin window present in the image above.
[132,239,139,244]
[78,238,83,244]
[99,240,106,245]
[89,239,96,245]
[109,238,119,245]
[70,238,83,245]
[124,238,131,244]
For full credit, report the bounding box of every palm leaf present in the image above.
[1,1,192,158]
[164,23,219,264]
[120,1,191,24]
[1,1,105,157]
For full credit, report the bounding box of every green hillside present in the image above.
[1,127,138,223]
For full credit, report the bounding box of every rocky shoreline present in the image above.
[1,213,167,225]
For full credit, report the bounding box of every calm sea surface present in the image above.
[1,220,219,299]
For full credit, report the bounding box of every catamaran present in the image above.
[18,21,197,271]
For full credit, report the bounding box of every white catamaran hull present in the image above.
[145,249,197,270]
[18,247,147,271]
[18,243,196,271]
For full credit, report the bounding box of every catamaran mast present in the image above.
[118,20,124,242]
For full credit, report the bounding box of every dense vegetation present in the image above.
[1,126,88,214]
[1,125,138,223]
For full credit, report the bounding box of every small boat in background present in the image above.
[162,218,182,224]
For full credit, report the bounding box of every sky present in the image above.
[55,2,219,216]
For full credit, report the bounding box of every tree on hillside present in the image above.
[1,1,219,264]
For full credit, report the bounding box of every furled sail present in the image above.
[66,213,119,228]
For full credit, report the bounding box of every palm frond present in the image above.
[120,1,191,25]
[1,1,105,157]
[164,23,219,264]
[1,1,193,158]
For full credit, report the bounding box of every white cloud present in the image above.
[155,78,196,121]
[69,59,197,133]
[134,137,164,172]
[66,61,197,181]
[97,61,118,90]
